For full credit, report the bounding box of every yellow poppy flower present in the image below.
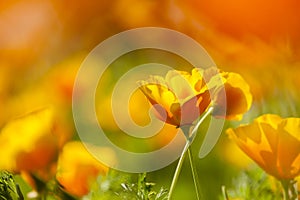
[139,67,252,127]
[205,67,252,120]
[227,114,300,180]
[0,107,62,173]
[56,141,111,197]
[138,68,210,127]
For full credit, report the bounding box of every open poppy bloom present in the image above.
[56,141,111,197]
[227,114,300,180]
[139,67,252,128]
[138,68,211,127]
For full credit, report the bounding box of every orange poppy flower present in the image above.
[138,68,211,127]
[139,67,252,128]
[206,68,252,120]
[56,141,112,197]
[0,107,61,173]
[227,114,300,180]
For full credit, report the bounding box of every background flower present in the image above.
[0,107,64,173]
[227,114,300,180]
[56,141,112,197]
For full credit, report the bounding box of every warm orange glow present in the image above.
[179,0,300,43]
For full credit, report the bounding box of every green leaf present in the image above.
[0,171,24,200]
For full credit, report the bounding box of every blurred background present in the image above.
[1,0,300,199]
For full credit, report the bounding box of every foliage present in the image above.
[86,171,168,200]
[220,167,283,200]
[0,171,23,200]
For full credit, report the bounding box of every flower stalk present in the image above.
[187,148,201,200]
[168,107,214,200]
[281,180,298,200]
[167,140,189,200]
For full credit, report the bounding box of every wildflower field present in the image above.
[0,1,300,200]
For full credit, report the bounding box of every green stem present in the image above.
[221,186,229,200]
[281,180,297,200]
[168,140,190,200]
[186,107,213,200]
[189,107,214,142]
[187,148,202,200]
[168,107,213,200]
